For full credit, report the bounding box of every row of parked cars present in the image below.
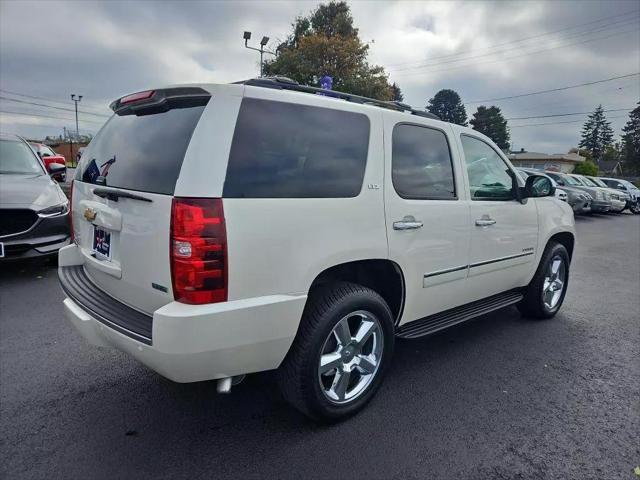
[516,168,640,215]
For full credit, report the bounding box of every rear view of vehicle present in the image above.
[59,85,308,388]
[60,87,213,339]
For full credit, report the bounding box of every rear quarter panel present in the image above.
[221,87,388,300]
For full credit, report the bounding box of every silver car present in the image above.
[577,175,627,213]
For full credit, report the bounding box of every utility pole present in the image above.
[243,31,276,77]
[70,94,82,141]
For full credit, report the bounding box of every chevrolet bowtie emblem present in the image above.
[84,207,97,222]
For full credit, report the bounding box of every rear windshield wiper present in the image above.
[93,188,152,203]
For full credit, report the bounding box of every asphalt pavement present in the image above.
[1,213,639,480]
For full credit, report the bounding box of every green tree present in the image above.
[621,102,640,174]
[264,1,394,100]
[426,89,468,125]
[572,160,599,176]
[470,105,510,150]
[579,105,614,162]
[391,82,404,102]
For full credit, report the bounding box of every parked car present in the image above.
[599,177,640,214]
[0,134,70,261]
[58,80,575,421]
[545,171,604,214]
[517,168,571,205]
[30,142,67,182]
[574,174,626,213]
[585,176,631,214]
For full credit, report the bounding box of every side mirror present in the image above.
[47,162,66,181]
[616,183,626,190]
[523,175,555,198]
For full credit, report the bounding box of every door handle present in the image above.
[475,217,496,227]
[393,216,424,230]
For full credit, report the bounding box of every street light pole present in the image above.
[70,94,82,141]
[243,31,276,77]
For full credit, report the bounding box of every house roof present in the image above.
[598,160,622,172]
[508,151,585,163]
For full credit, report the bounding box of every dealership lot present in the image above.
[1,213,638,479]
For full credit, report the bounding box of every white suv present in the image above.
[59,78,575,421]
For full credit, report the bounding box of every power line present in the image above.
[0,109,105,125]
[390,15,639,72]
[392,27,640,77]
[0,96,110,118]
[386,9,640,68]
[466,73,640,104]
[0,88,108,114]
[506,107,633,121]
[510,114,628,128]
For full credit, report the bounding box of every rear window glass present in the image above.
[223,98,370,198]
[76,105,206,194]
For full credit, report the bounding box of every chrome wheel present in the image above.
[542,255,566,310]
[318,310,384,404]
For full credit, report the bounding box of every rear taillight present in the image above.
[170,198,227,305]
[69,180,75,243]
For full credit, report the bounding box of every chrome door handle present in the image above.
[393,216,423,230]
[475,217,496,226]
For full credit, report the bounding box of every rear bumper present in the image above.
[59,260,307,383]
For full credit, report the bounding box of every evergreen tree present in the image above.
[391,83,404,102]
[621,102,640,174]
[426,89,468,125]
[470,105,510,150]
[264,1,394,100]
[579,105,614,162]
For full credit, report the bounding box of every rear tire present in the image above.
[277,282,394,422]
[518,242,570,319]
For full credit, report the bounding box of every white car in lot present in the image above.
[59,79,575,421]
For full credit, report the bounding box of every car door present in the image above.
[385,119,471,325]
[457,134,538,301]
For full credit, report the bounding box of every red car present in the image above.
[30,143,67,181]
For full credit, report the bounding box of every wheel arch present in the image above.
[547,231,575,261]
[307,259,406,326]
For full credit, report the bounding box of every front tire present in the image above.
[277,282,394,422]
[518,242,570,319]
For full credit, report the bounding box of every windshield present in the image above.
[0,139,45,174]
[578,176,598,187]
[558,174,581,186]
[589,177,608,188]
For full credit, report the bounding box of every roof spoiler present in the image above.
[110,87,211,116]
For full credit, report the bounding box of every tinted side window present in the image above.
[461,135,514,201]
[224,98,370,198]
[392,124,455,200]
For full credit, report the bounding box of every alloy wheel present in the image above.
[317,310,384,404]
[542,255,566,310]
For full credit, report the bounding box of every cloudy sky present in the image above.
[0,0,638,153]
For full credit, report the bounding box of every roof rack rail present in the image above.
[236,77,440,120]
